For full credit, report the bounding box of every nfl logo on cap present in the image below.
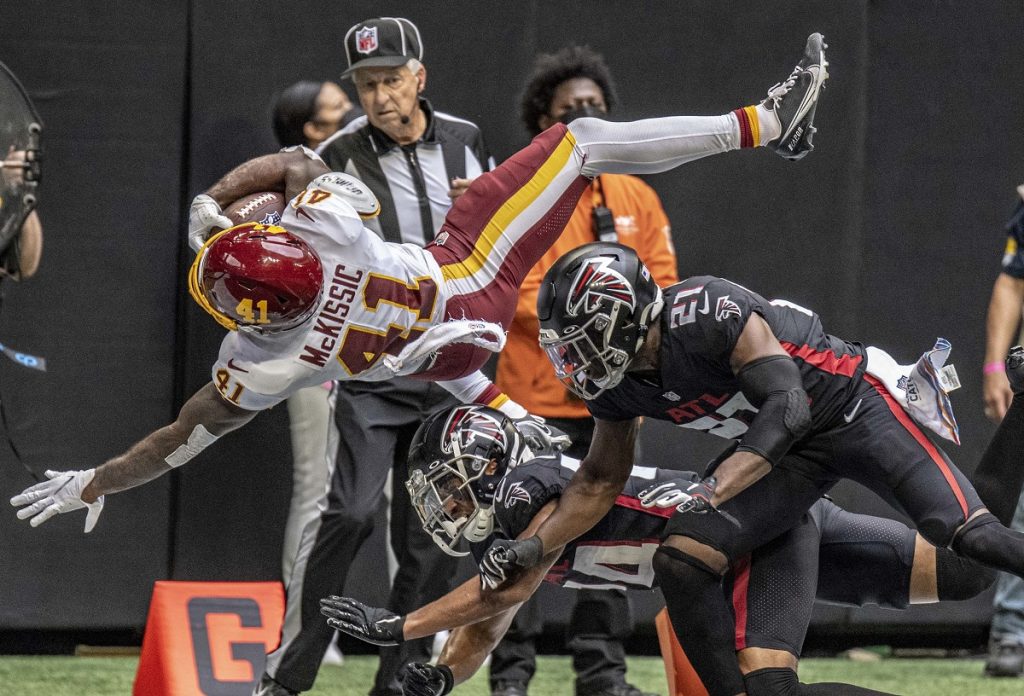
[342,17,424,78]
[356,26,378,54]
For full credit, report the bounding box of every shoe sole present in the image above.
[777,37,830,157]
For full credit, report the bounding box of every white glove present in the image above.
[514,414,572,455]
[188,194,234,252]
[10,469,105,532]
[639,480,697,510]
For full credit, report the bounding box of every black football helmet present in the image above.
[537,242,663,399]
[406,405,529,557]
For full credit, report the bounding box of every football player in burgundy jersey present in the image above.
[321,403,1013,696]
[11,35,829,535]
[476,243,1024,696]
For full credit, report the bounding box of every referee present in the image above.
[256,17,494,696]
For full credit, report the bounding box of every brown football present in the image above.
[221,191,286,229]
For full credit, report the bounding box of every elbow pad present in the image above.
[735,355,811,465]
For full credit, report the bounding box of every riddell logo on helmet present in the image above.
[566,257,636,317]
[299,265,364,367]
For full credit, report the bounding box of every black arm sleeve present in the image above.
[735,355,811,465]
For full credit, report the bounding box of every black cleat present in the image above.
[579,684,659,696]
[1007,346,1024,395]
[763,32,830,161]
[251,673,300,696]
[492,681,529,696]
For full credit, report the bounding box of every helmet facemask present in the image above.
[406,452,498,557]
[540,302,634,400]
[538,248,663,400]
[406,405,528,556]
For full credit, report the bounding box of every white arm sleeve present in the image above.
[436,371,528,419]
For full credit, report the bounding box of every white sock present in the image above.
[756,103,781,145]
[571,114,740,177]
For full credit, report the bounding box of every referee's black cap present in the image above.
[342,17,424,78]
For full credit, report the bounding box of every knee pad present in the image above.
[744,667,800,696]
[935,548,997,601]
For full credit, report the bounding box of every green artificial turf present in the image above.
[0,655,1019,695]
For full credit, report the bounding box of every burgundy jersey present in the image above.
[471,455,699,591]
[587,276,866,437]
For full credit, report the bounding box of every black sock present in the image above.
[952,513,1024,576]
[934,547,996,600]
[652,546,744,696]
[972,395,1024,525]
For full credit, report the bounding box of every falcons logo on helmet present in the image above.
[442,407,507,456]
[566,256,636,317]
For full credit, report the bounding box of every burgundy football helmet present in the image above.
[188,222,323,333]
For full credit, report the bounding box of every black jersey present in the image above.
[470,455,699,591]
[587,276,866,437]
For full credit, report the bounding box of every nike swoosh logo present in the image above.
[697,294,710,314]
[844,398,863,423]
[227,359,249,373]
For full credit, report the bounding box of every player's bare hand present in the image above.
[188,194,233,252]
[401,663,454,696]
[10,469,105,533]
[983,370,1013,423]
[319,595,405,646]
[448,177,474,202]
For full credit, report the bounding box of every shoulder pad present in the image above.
[311,172,381,220]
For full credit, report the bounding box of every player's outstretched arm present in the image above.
[706,313,809,507]
[323,501,563,643]
[478,418,636,588]
[10,382,258,531]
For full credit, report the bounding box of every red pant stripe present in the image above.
[865,374,969,517]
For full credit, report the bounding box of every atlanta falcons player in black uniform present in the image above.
[472,242,1024,696]
[319,399,1024,695]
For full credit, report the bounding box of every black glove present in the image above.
[402,662,454,696]
[676,476,717,514]
[514,415,572,454]
[319,596,405,646]
[478,536,544,590]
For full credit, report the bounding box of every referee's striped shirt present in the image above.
[316,98,494,246]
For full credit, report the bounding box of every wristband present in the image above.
[984,361,1006,375]
[437,664,455,695]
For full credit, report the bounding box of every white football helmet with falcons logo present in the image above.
[538,242,663,399]
[406,405,533,556]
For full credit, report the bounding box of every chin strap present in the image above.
[462,507,495,542]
